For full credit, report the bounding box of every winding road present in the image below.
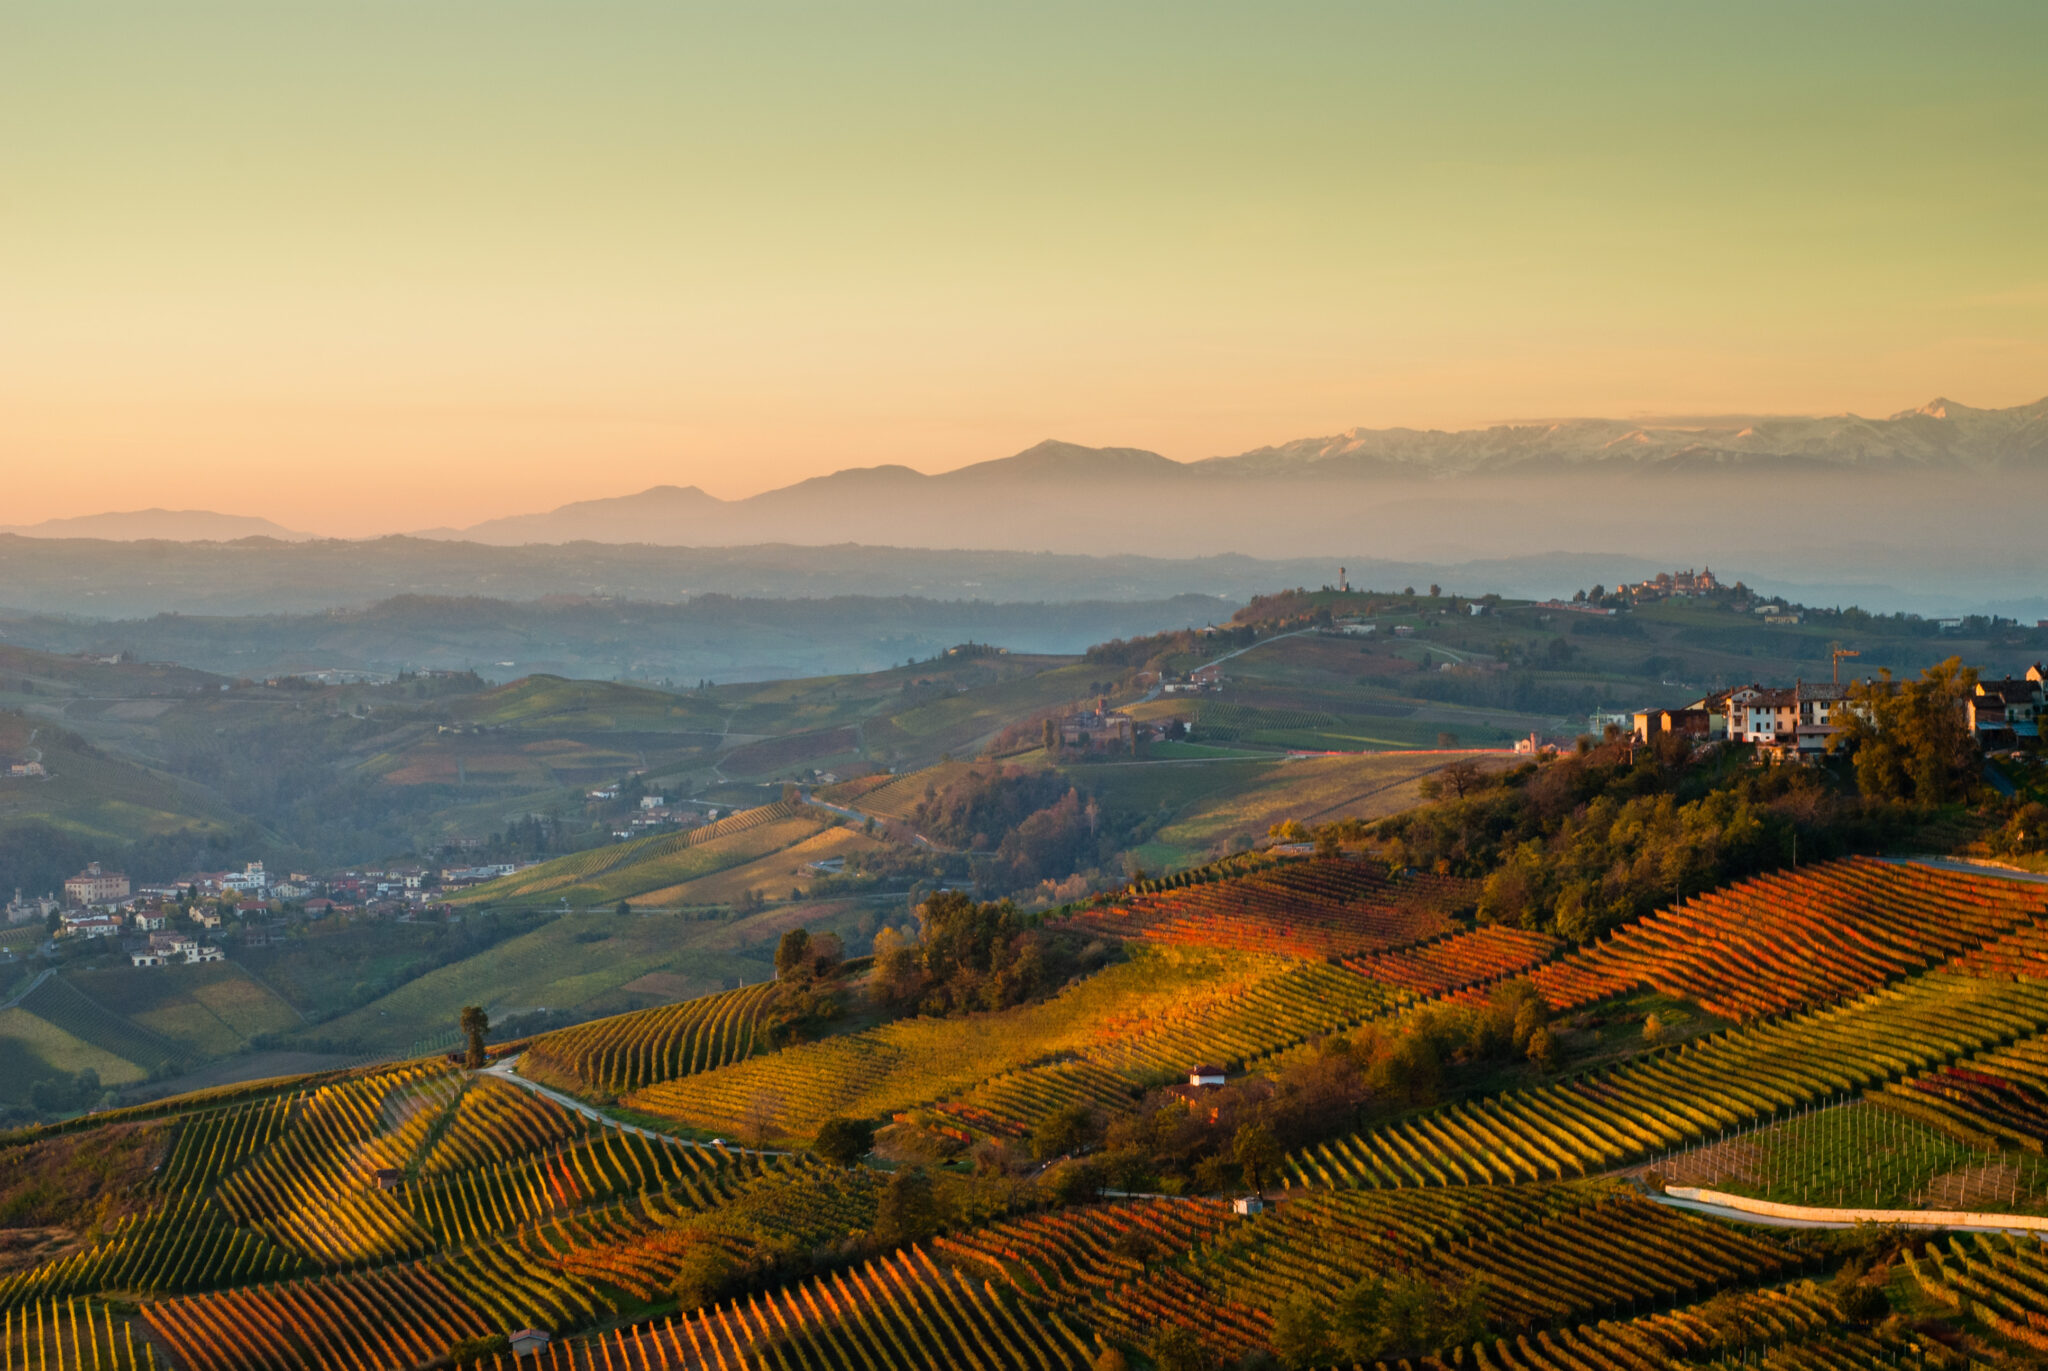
[480,1052,787,1156]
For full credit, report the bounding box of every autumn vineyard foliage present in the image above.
[1066,856,1478,958]
[11,855,2048,1368]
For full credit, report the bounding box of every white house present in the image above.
[1187,1065,1227,1088]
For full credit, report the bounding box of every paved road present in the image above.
[481,1053,787,1156]
[1656,1193,2048,1237]
[1890,854,2048,886]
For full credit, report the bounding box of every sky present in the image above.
[5,2,2046,536]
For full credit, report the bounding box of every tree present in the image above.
[614,900,631,916]
[1091,1348,1129,1371]
[869,925,923,1009]
[670,1241,736,1308]
[459,1005,489,1069]
[775,927,813,980]
[1832,658,1980,805]
[1271,1291,1333,1370]
[813,1117,875,1167]
[1043,718,1057,754]
[1232,1121,1281,1197]
[1146,1326,1210,1371]
[1030,1103,1094,1161]
[875,1166,939,1244]
[743,1092,783,1149]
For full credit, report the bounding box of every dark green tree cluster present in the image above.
[1371,735,1908,943]
[872,891,1113,1016]
[1270,1274,1491,1368]
[906,766,1157,894]
[1829,658,1981,805]
[765,927,847,1047]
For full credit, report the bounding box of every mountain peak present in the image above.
[945,440,1184,481]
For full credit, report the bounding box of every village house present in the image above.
[62,911,122,939]
[220,862,269,894]
[133,909,168,932]
[1970,670,2046,743]
[190,907,224,929]
[64,862,130,907]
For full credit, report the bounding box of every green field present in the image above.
[0,1004,147,1097]
[67,962,302,1058]
[315,900,867,1053]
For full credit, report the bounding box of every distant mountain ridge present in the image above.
[433,395,2048,544]
[16,398,2043,548]
[1209,396,2048,477]
[0,508,314,542]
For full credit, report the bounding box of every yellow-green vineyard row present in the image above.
[519,982,778,1097]
[1289,972,2048,1189]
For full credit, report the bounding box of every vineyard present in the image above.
[1067,857,1477,958]
[519,982,778,1097]
[11,859,2048,1368]
[834,761,982,823]
[623,947,1411,1142]
[1342,925,1563,998]
[1288,971,2048,1189]
[1526,856,2048,1020]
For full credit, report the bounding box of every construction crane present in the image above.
[1831,645,1860,688]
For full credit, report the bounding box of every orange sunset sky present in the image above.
[5,3,2045,536]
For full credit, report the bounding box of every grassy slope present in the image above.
[0,712,237,844]
[633,824,887,907]
[450,804,821,908]
[1076,749,1495,869]
[66,962,302,1058]
[316,900,867,1053]
[0,1006,147,1096]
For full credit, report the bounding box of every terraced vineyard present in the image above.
[519,981,778,1096]
[1906,1233,2048,1353]
[1290,971,2048,1189]
[13,857,2048,1369]
[1527,856,2047,1020]
[625,948,1405,1141]
[1343,924,1562,997]
[1068,856,1476,958]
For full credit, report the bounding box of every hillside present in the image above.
[9,851,2048,1368]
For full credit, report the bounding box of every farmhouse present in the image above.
[1187,1065,1227,1088]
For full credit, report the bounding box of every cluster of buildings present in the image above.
[22,851,543,965]
[1058,699,1137,749]
[1619,567,1722,603]
[1630,664,2045,760]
